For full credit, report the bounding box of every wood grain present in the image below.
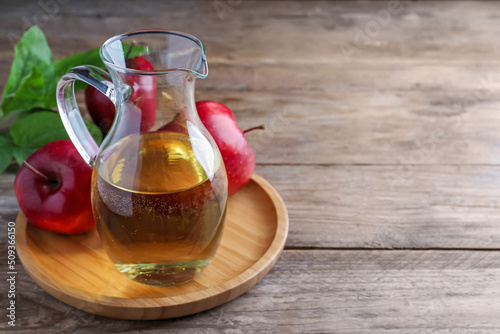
[195,88,500,165]
[2,250,500,333]
[257,164,500,249]
[1,1,500,66]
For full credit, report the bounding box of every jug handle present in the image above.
[56,65,116,167]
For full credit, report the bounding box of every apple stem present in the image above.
[22,161,50,181]
[22,161,60,188]
[243,125,265,134]
[125,41,136,59]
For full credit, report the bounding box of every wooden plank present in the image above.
[0,172,17,215]
[200,63,500,92]
[1,1,500,67]
[1,249,500,332]
[196,88,500,165]
[256,164,500,248]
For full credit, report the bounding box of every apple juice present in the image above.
[91,132,227,287]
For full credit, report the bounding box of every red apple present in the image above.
[196,101,256,196]
[125,56,156,131]
[14,140,95,234]
[157,109,189,134]
[85,82,115,134]
[85,56,156,134]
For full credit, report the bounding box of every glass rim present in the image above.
[99,29,208,78]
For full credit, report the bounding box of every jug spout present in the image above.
[100,29,208,79]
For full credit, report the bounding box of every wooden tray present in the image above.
[15,174,288,320]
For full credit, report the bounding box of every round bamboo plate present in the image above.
[15,173,288,320]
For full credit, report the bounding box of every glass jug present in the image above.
[56,30,228,287]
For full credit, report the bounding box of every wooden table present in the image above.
[2,0,500,332]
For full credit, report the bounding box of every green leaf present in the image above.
[0,135,13,173]
[10,111,67,147]
[10,111,103,149]
[84,120,103,145]
[2,26,53,98]
[0,68,45,117]
[12,146,37,165]
[0,26,150,118]
[53,48,106,78]
[0,26,53,117]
